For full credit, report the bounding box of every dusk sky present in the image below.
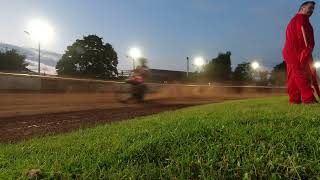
[1,0,320,71]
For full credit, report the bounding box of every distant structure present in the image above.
[149,69,188,83]
[21,67,36,74]
[118,69,192,83]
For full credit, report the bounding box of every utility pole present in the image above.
[38,41,41,74]
[133,58,136,70]
[186,57,190,78]
[24,30,41,75]
[126,55,136,70]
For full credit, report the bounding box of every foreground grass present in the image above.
[1,97,320,179]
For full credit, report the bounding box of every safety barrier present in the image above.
[0,72,287,98]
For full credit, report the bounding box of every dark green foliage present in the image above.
[233,62,253,83]
[255,70,270,86]
[204,51,232,82]
[270,61,287,86]
[0,50,28,72]
[56,35,118,79]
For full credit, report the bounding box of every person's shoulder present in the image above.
[291,14,308,26]
[295,14,309,22]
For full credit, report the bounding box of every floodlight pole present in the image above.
[24,30,41,75]
[126,55,136,70]
[133,58,136,70]
[186,57,190,77]
[38,41,41,74]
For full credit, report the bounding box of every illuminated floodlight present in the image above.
[26,19,54,43]
[194,56,205,67]
[314,61,320,69]
[251,61,260,70]
[129,47,142,59]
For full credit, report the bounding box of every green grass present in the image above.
[1,97,320,179]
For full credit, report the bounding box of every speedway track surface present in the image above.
[0,93,237,143]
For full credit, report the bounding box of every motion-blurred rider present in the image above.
[126,58,150,101]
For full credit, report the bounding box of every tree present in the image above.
[270,61,287,86]
[255,71,270,86]
[204,51,232,82]
[136,57,148,67]
[0,49,28,72]
[232,62,253,83]
[56,35,118,79]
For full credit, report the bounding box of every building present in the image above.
[118,69,192,83]
[148,69,187,83]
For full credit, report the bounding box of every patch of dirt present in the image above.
[0,102,193,143]
[0,92,248,144]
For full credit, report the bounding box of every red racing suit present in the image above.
[282,14,316,104]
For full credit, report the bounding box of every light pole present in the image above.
[186,57,190,77]
[128,47,142,70]
[250,61,261,83]
[24,19,54,75]
[126,55,136,70]
[24,30,41,74]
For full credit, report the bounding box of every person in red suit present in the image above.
[283,1,317,104]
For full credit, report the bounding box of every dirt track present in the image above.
[0,103,193,143]
[0,93,236,143]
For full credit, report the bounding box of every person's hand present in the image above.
[300,47,313,63]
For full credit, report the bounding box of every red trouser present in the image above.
[287,63,315,104]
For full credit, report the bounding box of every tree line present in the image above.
[0,49,29,73]
[197,51,287,86]
[0,34,287,86]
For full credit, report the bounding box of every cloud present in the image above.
[26,59,57,75]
